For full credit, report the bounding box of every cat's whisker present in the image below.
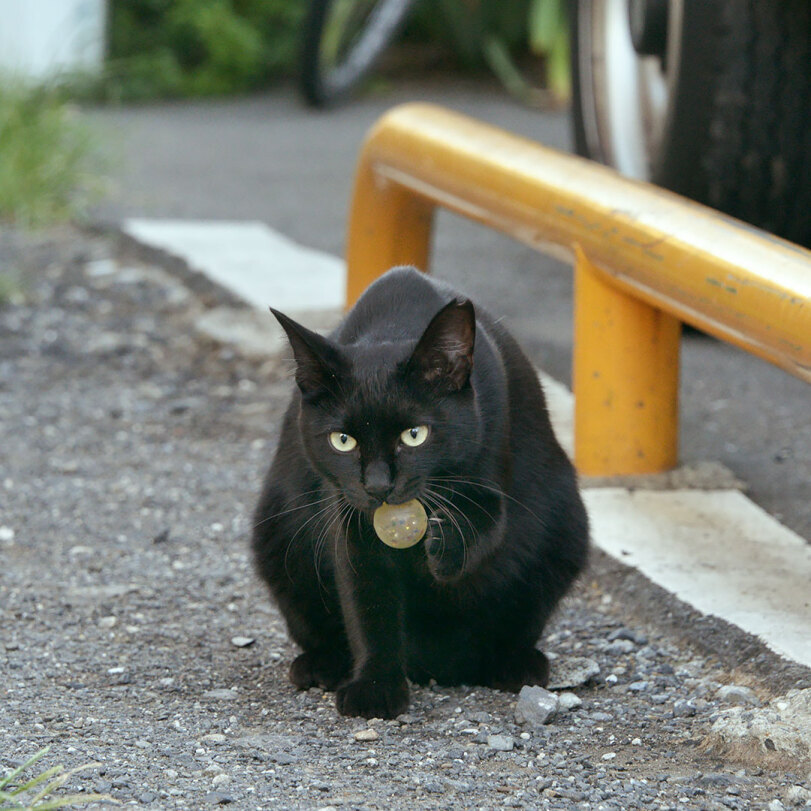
[429,481,499,526]
[433,475,549,530]
[252,490,336,530]
[283,495,343,579]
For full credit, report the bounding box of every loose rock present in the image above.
[487,735,514,751]
[716,684,761,706]
[515,685,559,725]
[547,656,600,690]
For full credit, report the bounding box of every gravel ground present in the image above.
[1,227,810,810]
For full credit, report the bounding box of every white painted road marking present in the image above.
[124,218,811,670]
[124,219,345,313]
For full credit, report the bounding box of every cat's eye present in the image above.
[329,432,357,453]
[400,425,429,448]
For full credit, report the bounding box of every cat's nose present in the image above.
[364,461,393,501]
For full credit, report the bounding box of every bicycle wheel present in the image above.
[300,0,415,107]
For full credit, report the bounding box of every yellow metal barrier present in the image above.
[346,103,811,476]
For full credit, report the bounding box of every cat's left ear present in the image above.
[408,298,475,391]
[271,308,345,401]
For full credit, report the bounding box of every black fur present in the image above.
[252,267,589,719]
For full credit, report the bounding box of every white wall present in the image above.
[0,0,106,80]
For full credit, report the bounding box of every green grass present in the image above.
[0,80,105,227]
[0,746,114,809]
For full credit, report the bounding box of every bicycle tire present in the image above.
[300,0,416,107]
[572,0,811,247]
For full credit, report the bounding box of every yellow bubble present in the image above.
[372,499,428,549]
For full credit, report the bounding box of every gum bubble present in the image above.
[373,499,428,549]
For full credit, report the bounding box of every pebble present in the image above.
[211,774,231,787]
[785,786,811,806]
[607,639,636,655]
[716,684,761,706]
[515,685,559,726]
[230,636,255,648]
[673,699,697,717]
[0,526,15,543]
[354,728,379,742]
[202,733,227,744]
[98,616,117,629]
[547,657,600,690]
[558,692,582,711]
[768,801,785,811]
[628,681,650,693]
[487,735,514,751]
[203,689,239,701]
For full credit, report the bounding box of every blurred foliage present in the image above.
[63,0,568,103]
[0,80,105,226]
[408,0,570,103]
[69,0,305,102]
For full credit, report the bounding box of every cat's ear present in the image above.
[408,298,475,391]
[271,308,345,401]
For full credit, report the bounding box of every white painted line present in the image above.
[586,488,811,668]
[123,219,346,313]
[539,372,574,459]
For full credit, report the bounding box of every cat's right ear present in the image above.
[271,308,345,401]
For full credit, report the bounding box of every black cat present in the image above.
[253,266,588,719]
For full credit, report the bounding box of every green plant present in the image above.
[0,747,113,810]
[0,81,105,226]
[74,0,306,102]
[409,0,571,104]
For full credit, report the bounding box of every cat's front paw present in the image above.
[289,648,351,691]
[335,675,409,719]
[425,529,466,582]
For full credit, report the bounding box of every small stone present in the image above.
[515,685,559,725]
[205,791,233,805]
[605,674,618,685]
[98,616,117,629]
[608,628,647,644]
[135,739,151,749]
[628,681,650,693]
[547,657,600,690]
[165,769,178,780]
[467,711,491,724]
[4,641,19,651]
[673,699,697,717]
[601,752,617,760]
[487,735,514,751]
[558,692,582,711]
[0,527,16,543]
[230,636,255,648]
[631,738,642,746]
[716,685,761,706]
[354,728,379,742]
[203,689,239,701]
[785,786,811,806]
[212,774,231,787]
[768,800,785,811]
[204,765,223,776]
[202,733,227,744]
[607,639,636,655]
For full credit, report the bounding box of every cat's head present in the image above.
[273,299,480,512]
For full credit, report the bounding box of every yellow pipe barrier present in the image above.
[346,103,811,475]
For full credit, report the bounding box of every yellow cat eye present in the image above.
[329,432,358,452]
[400,425,429,448]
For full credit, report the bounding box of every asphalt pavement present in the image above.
[90,76,810,542]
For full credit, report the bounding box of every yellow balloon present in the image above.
[373,500,428,549]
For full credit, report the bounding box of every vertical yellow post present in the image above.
[345,158,434,309]
[573,246,681,475]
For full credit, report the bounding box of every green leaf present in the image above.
[0,748,50,790]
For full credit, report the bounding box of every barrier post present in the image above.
[573,246,681,475]
[346,155,434,308]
